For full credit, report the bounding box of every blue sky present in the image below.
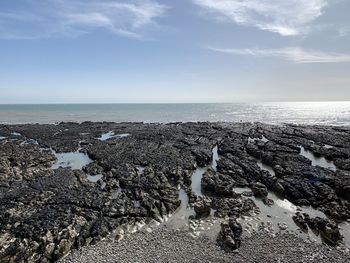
[0,0,349,103]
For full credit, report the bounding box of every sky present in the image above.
[0,0,350,103]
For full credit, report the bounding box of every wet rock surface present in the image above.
[193,197,212,219]
[0,122,350,261]
[217,218,243,251]
[292,212,343,246]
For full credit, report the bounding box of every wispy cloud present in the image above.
[207,46,350,63]
[193,0,328,36]
[0,0,169,39]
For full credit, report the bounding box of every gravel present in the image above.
[61,228,350,263]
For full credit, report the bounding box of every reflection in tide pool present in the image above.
[274,199,297,213]
[234,188,328,241]
[86,174,103,183]
[233,187,350,247]
[191,145,220,196]
[191,167,207,196]
[136,166,145,174]
[52,151,93,170]
[117,133,130,138]
[300,146,336,171]
[98,131,115,141]
[161,188,195,230]
[98,131,130,141]
[165,144,220,230]
[256,160,276,176]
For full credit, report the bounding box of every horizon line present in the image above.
[0,100,350,105]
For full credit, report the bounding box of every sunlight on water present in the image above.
[275,199,298,213]
[0,102,349,125]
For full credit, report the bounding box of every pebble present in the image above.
[61,229,350,263]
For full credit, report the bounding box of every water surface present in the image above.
[0,102,349,125]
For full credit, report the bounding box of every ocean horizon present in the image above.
[0,101,349,125]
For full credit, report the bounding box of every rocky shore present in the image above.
[0,122,350,262]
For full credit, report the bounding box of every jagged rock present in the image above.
[262,198,274,206]
[293,213,343,246]
[294,199,310,206]
[202,169,238,197]
[313,218,343,246]
[341,185,350,200]
[217,218,243,251]
[292,212,309,233]
[83,162,104,175]
[273,181,285,196]
[251,182,268,198]
[193,197,212,218]
[191,148,212,167]
[212,197,257,218]
[0,122,350,261]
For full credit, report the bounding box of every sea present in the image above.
[0,102,349,125]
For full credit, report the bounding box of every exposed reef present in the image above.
[0,122,350,262]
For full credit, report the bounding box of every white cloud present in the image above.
[207,46,350,63]
[0,0,168,39]
[193,0,328,36]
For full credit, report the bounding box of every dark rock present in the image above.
[294,199,310,206]
[212,197,258,218]
[193,197,212,219]
[262,198,274,206]
[292,212,343,246]
[341,185,350,200]
[273,181,285,196]
[292,212,309,233]
[1,122,350,261]
[251,182,268,198]
[217,218,243,251]
[312,217,343,246]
